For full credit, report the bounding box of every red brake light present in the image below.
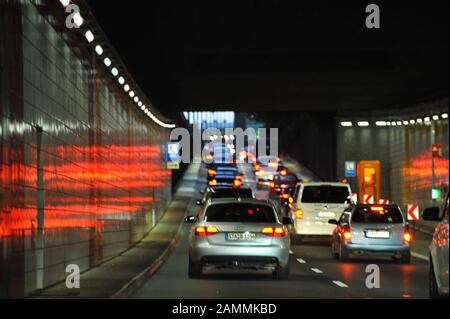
[208,169,216,177]
[280,169,287,176]
[255,164,260,171]
[341,225,352,240]
[269,182,275,188]
[261,227,286,237]
[195,226,219,236]
[233,180,241,188]
[370,206,385,213]
[209,179,217,186]
[404,225,412,242]
[281,194,289,199]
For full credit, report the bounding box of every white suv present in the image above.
[289,182,352,241]
[423,193,449,299]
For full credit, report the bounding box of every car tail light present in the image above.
[280,169,287,176]
[341,225,352,241]
[370,205,385,213]
[255,164,260,171]
[209,179,217,186]
[296,209,304,219]
[208,169,216,177]
[195,226,220,236]
[281,194,290,199]
[233,179,241,188]
[404,225,412,242]
[269,182,275,188]
[261,227,286,237]
[288,197,294,204]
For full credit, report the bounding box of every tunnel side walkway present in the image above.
[33,164,201,299]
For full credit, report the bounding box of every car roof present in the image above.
[302,182,350,187]
[209,186,252,192]
[206,198,273,206]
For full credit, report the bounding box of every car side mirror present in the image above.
[422,207,441,221]
[282,217,292,225]
[328,219,339,225]
[196,200,203,206]
[184,216,197,224]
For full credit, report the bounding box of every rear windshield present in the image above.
[205,203,276,223]
[211,189,253,199]
[274,175,297,183]
[351,207,404,224]
[301,186,350,204]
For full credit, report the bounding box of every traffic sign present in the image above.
[345,161,356,177]
[166,142,180,163]
[407,204,419,221]
[379,199,390,205]
[364,194,374,204]
[166,162,180,170]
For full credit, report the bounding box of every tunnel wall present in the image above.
[1,1,172,297]
[337,98,449,232]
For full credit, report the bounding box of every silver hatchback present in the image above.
[329,204,412,263]
[185,198,292,279]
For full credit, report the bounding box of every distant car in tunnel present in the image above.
[422,193,449,299]
[196,186,255,206]
[255,156,281,189]
[185,199,292,279]
[269,173,299,200]
[288,182,352,241]
[328,204,412,263]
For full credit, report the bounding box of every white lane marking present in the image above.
[411,252,428,261]
[311,268,323,274]
[332,281,348,288]
[296,258,306,264]
[289,250,294,255]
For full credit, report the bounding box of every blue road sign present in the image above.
[345,161,356,177]
[166,142,180,162]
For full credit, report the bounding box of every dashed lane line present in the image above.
[332,281,349,288]
[311,268,323,274]
[411,252,428,261]
[296,258,307,264]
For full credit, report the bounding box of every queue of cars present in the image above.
[185,154,448,298]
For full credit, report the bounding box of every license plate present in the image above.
[318,212,335,218]
[226,232,256,241]
[366,230,390,239]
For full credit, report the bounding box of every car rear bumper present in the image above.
[344,243,410,253]
[293,220,335,236]
[190,242,290,267]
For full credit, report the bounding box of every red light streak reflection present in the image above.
[1,145,171,237]
[403,150,449,189]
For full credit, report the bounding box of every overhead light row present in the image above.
[59,0,175,129]
[340,113,448,127]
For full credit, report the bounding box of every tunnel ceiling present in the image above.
[86,1,449,115]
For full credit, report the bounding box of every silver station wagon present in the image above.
[185,198,292,279]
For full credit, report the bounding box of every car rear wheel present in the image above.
[331,241,339,260]
[429,259,442,299]
[399,251,411,264]
[273,263,290,280]
[188,257,202,279]
[338,242,350,262]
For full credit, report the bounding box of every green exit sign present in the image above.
[432,189,441,200]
